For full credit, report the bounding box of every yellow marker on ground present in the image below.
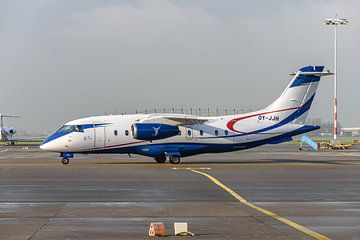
[189,169,331,240]
[172,167,211,170]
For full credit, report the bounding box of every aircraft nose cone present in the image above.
[39,134,66,152]
[40,138,53,151]
[39,142,48,150]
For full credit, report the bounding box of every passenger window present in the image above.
[200,130,203,136]
[215,130,219,136]
[187,130,192,136]
[225,130,229,136]
[125,130,129,136]
[114,130,118,136]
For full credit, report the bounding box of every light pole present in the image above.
[324,16,349,142]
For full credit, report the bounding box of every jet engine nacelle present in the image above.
[131,123,180,141]
[2,127,16,135]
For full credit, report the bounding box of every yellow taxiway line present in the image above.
[172,167,211,170]
[181,168,331,240]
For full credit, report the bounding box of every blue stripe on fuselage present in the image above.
[40,131,71,146]
[77,125,319,157]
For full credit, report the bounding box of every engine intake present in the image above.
[131,123,180,141]
[2,127,16,135]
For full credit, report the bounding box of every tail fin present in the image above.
[265,66,332,124]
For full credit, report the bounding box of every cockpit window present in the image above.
[74,125,84,132]
[56,125,73,133]
[56,125,84,133]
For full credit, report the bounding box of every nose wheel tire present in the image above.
[169,156,180,164]
[61,158,70,165]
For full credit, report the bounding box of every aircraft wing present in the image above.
[140,114,210,126]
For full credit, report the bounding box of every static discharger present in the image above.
[148,222,166,237]
[174,222,194,236]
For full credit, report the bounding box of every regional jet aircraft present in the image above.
[40,66,332,164]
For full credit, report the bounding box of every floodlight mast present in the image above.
[324,16,349,141]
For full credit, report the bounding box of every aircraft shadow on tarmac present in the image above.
[92,158,357,166]
[182,159,355,165]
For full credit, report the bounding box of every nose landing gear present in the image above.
[61,158,69,164]
[60,152,74,165]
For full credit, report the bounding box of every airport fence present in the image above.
[106,107,260,117]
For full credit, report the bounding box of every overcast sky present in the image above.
[0,0,359,134]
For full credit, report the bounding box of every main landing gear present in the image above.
[154,154,181,164]
[155,155,167,163]
[169,156,180,164]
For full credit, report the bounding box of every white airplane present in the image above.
[0,115,20,145]
[40,66,332,164]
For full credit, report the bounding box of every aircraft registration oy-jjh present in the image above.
[40,66,332,164]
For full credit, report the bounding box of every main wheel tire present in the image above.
[155,155,166,163]
[169,156,180,164]
[61,158,69,165]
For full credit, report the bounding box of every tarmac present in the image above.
[0,144,360,240]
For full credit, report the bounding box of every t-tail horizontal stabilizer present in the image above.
[265,66,333,124]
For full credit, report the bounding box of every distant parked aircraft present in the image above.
[0,115,20,145]
[40,66,332,164]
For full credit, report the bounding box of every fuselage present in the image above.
[40,112,318,158]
